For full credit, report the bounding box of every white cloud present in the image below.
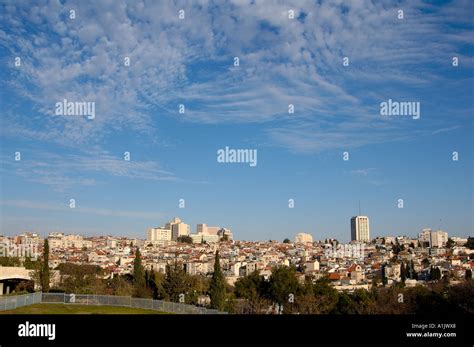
[0,150,176,191]
[350,168,378,177]
[0,0,471,154]
[0,199,163,219]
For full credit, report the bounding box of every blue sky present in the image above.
[0,0,472,241]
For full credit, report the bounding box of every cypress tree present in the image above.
[400,262,406,284]
[465,269,472,281]
[149,267,157,298]
[40,239,50,292]
[209,251,226,310]
[410,260,418,280]
[133,248,146,295]
[381,264,388,286]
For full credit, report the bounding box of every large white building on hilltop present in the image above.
[351,216,370,242]
[295,232,313,243]
[47,232,90,249]
[417,228,448,248]
[430,230,448,248]
[147,217,190,243]
[147,227,171,242]
[192,223,233,243]
[418,228,432,247]
[171,222,190,241]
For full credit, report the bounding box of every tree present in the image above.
[408,260,417,280]
[109,275,134,296]
[309,278,339,314]
[466,269,472,281]
[147,268,155,287]
[163,262,190,302]
[57,263,104,294]
[133,248,146,297]
[446,238,455,249]
[0,257,21,267]
[332,292,358,314]
[220,234,229,242]
[234,270,268,313]
[40,239,50,292]
[465,237,474,250]
[209,251,226,310]
[23,257,36,270]
[177,235,193,244]
[430,266,441,281]
[235,270,265,299]
[422,258,430,268]
[400,262,406,284]
[268,266,300,307]
[283,238,291,244]
[381,264,388,286]
[392,243,401,255]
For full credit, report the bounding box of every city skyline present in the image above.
[0,214,463,244]
[0,1,472,241]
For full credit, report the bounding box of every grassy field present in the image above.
[0,303,168,314]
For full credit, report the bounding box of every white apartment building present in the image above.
[351,216,370,242]
[185,261,209,276]
[48,232,64,249]
[197,223,221,236]
[384,263,401,280]
[197,224,208,234]
[218,228,233,240]
[63,234,84,248]
[18,232,41,246]
[165,217,182,231]
[148,217,193,242]
[430,230,448,248]
[305,260,320,273]
[171,222,190,241]
[418,228,432,247]
[243,262,262,275]
[147,227,172,242]
[190,234,220,244]
[194,223,232,242]
[418,228,448,248]
[295,233,313,243]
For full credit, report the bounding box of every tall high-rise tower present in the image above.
[351,216,370,242]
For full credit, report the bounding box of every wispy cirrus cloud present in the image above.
[0,150,176,191]
[431,125,462,135]
[347,168,387,186]
[0,0,472,155]
[0,199,163,219]
[350,168,378,177]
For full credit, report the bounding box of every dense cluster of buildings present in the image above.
[146,218,233,245]
[0,215,472,296]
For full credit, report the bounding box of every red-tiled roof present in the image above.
[328,273,341,280]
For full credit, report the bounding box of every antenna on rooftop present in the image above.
[358,200,361,216]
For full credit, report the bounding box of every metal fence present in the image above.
[0,292,226,314]
[0,292,42,311]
